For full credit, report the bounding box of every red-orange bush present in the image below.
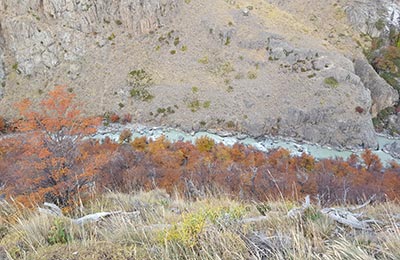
[2,86,102,208]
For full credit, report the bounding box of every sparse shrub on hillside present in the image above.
[203,101,211,109]
[247,71,257,79]
[188,100,201,112]
[198,56,209,64]
[108,33,116,41]
[128,69,154,102]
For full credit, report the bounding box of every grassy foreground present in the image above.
[0,190,399,260]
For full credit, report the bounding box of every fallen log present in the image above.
[287,195,379,230]
[38,203,140,225]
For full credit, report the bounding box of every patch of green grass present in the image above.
[130,89,154,102]
[198,56,209,64]
[47,219,71,245]
[128,69,154,102]
[191,86,199,93]
[226,121,235,128]
[155,106,175,117]
[225,36,231,46]
[203,101,211,109]
[170,50,176,55]
[108,33,116,41]
[174,37,180,46]
[307,73,316,78]
[188,100,201,112]
[247,71,257,79]
[324,77,339,88]
[216,62,234,76]
[181,45,188,51]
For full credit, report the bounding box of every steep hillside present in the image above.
[0,0,398,148]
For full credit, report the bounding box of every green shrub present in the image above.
[225,36,231,46]
[47,219,71,245]
[203,101,211,109]
[324,77,339,88]
[108,33,116,41]
[195,136,215,152]
[188,100,201,112]
[198,56,209,64]
[191,86,199,93]
[128,69,154,102]
[247,71,257,79]
[174,37,180,46]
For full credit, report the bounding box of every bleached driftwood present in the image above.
[239,216,269,224]
[287,195,380,230]
[38,203,139,225]
[320,208,370,230]
[38,202,63,216]
[287,195,311,218]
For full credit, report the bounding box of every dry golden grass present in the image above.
[1,190,399,259]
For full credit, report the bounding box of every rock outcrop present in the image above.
[0,0,179,77]
[383,141,400,159]
[0,22,4,99]
[345,0,400,38]
[354,58,399,117]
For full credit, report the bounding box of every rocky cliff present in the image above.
[0,0,398,149]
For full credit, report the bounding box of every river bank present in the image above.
[93,123,400,166]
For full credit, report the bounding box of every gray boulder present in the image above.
[383,141,400,159]
[354,58,399,117]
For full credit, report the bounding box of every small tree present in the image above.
[14,86,102,207]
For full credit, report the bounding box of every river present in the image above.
[92,123,400,166]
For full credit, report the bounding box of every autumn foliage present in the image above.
[1,86,102,208]
[0,86,400,209]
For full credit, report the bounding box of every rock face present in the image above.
[0,0,179,77]
[383,141,400,159]
[345,0,400,38]
[0,0,384,149]
[0,22,4,99]
[354,58,399,117]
